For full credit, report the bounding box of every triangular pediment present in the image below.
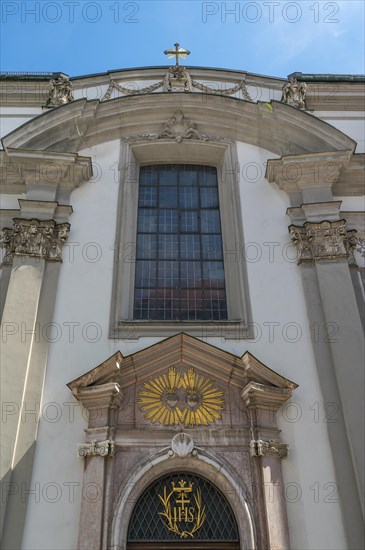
[67,333,297,396]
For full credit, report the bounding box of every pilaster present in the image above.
[69,382,122,550]
[288,215,364,515]
[0,212,71,547]
[267,151,365,547]
[242,382,294,550]
[0,151,91,548]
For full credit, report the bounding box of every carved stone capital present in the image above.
[77,440,115,459]
[0,227,14,266]
[0,218,70,265]
[355,237,365,258]
[289,220,357,263]
[250,439,289,459]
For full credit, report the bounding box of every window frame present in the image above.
[109,139,253,340]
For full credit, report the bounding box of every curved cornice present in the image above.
[1,93,356,157]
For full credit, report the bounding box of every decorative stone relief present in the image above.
[0,228,14,266]
[289,220,357,263]
[288,226,313,263]
[46,74,74,107]
[101,76,253,101]
[156,111,206,143]
[164,65,192,92]
[355,237,365,258]
[100,44,252,102]
[77,439,115,458]
[120,110,228,143]
[250,439,289,459]
[138,365,225,427]
[192,79,252,101]
[101,76,252,101]
[0,218,70,265]
[168,433,197,458]
[281,77,307,109]
[101,80,164,101]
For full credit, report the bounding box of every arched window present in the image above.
[127,472,240,549]
[110,141,253,339]
[134,165,227,321]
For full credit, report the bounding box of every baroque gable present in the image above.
[68,333,297,431]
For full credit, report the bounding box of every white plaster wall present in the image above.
[246,84,282,103]
[338,195,365,211]
[0,193,26,209]
[20,139,126,550]
[72,83,108,102]
[21,141,349,549]
[314,112,365,153]
[234,143,347,550]
[0,107,43,139]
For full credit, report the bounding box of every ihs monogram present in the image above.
[158,479,206,538]
[138,366,224,427]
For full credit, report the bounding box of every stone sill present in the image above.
[110,320,253,341]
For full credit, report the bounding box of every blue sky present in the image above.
[1,0,364,78]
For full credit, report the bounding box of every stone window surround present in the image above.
[109,139,253,340]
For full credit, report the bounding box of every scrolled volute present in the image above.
[77,439,115,459]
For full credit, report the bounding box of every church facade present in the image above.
[0,49,364,549]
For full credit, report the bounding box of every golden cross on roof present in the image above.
[164,43,190,66]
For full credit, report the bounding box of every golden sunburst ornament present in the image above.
[138,366,224,427]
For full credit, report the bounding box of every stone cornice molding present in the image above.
[101,65,253,99]
[0,149,92,196]
[0,217,70,265]
[241,382,294,411]
[1,67,363,110]
[67,335,298,394]
[2,94,356,158]
[287,201,343,226]
[67,352,123,391]
[250,439,289,459]
[289,219,357,263]
[241,383,293,462]
[77,439,115,458]
[333,153,365,196]
[17,199,73,223]
[266,150,353,200]
[70,382,123,411]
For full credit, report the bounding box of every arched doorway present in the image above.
[127,472,240,549]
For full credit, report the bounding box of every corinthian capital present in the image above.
[0,218,70,265]
[289,219,357,263]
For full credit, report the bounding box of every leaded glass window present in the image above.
[128,472,239,542]
[133,165,228,321]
